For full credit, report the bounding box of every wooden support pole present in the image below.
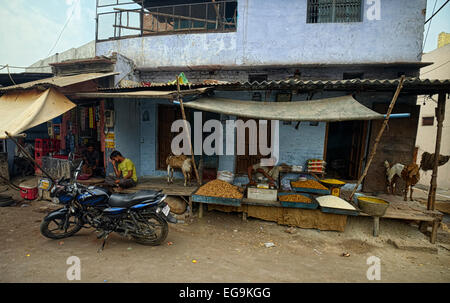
[373,216,380,237]
[198,202,203,218]
[430,219,440,244]
[188,195,193,219]
[0,175,21,191]
[427,92,446,211]
[349,76,405,202]
[211,0,223,29]
[176,76,201,186]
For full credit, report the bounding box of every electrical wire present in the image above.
[0,64,52,70]
[425,0,450,24]
[423,0,438,52]
[46,1,78,57]
[421,60,450,75]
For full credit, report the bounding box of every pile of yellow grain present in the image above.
[195,179,243,199]
[320,179,345,185]
[279,194,312,203]
[291,179,328,190]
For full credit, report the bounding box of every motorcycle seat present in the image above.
[108,190,162,208]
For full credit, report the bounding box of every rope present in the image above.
[6,65,17,85]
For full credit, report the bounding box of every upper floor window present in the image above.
[307,0,363,23]
[422,117,434,126]
[96,0,238,42]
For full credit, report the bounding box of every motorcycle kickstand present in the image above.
[97,232,111,253]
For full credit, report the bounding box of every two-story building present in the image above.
[84,0,435,193]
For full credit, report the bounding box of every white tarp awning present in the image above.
[183,95,385,122]
[0,88,76,139]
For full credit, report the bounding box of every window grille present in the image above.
[307,0,363,23]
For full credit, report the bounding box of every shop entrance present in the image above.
[325,120,368,180]
[235,119,272,174]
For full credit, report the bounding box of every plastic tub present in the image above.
[19,184,38,200]
[217,171,234,183]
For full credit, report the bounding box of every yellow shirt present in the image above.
[118,158,137,182]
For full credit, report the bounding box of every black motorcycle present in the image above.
[39,161,177,250]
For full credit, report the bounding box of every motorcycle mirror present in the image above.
[73,160,83,181]
[68,152,75,166]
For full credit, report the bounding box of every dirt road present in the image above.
[0,196,449,283]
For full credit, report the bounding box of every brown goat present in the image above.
[401,148,420,201]
[166,154,193,187]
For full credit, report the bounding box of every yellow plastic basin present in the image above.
[357,196,390,216]
[358,196,389,204]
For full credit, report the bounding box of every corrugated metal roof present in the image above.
[0,72,119,92]
[72,87,211,99]
[98,78,450,94]
[102,79,233,90]
[231,78,450,91]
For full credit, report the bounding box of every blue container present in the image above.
[278,192,318,209]
[52,116,62,124]
[352,193,365,208]
[191,194,242,207]
[320,206,359,216]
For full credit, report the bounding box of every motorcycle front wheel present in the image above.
[40,214,83,239]
[132,213,168,246]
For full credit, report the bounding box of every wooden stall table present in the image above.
[77,177,105,186]
[203,197,348,232]
[358,194,443,243]
[121,177,199,218]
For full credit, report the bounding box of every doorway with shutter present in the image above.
[235,118,272,174]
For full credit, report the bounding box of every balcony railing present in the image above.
[96,1,238,42]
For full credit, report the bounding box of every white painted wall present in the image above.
[26,41,95,73]
[416,44,450,190]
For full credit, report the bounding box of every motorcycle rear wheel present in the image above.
[132,213,168,246]
[40,215,82,239]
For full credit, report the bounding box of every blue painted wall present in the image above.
[113,92,327,180]
[97,0,426,68]
[113,99,141,177]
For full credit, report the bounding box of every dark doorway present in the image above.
[157,104,183,170]
[325,120,368,180]
[235,119,272,174]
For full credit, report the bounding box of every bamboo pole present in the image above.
[176,76,201,185]
[5,131,55,182]
[427,92,446,211]
[0,175,21,191]
[349,76,405,202]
